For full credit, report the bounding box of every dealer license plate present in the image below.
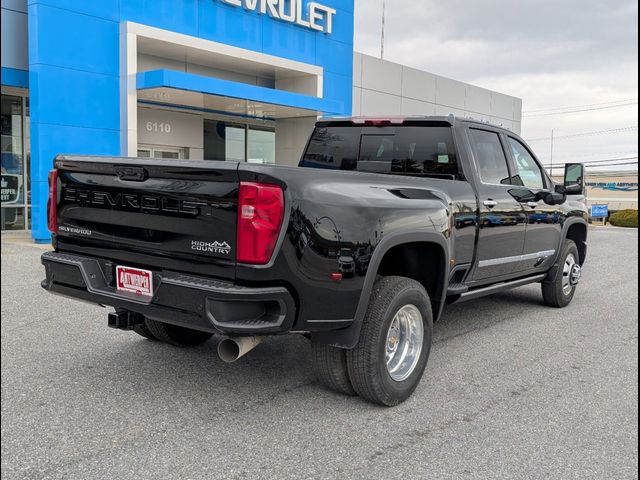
[116,266,154,297]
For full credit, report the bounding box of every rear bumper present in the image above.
[41,251,296,335]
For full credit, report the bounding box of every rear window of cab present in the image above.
[301,124,459,178]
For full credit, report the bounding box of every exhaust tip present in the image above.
[218,338,241,363]
[217,336,264,363]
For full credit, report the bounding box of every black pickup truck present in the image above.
[42,116,588,406]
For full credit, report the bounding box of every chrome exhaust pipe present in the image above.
[217,336,264,363]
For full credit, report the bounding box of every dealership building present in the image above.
[1,0,522,242]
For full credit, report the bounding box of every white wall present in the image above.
[353,53,523,134]
[138,54,275,89]
[137,107,204,159]
[275,117,316,166]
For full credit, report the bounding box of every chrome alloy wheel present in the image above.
[562,253,581,295]
[385,304,424,382]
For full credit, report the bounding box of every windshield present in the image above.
[300,124,459,178]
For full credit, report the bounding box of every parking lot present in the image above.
[1,227,638,480]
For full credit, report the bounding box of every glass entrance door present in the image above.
[204,120,245,162]
[204,120,275,164]
[1,93,29,231]
[248,127,275,165]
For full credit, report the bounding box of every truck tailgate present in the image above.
[54,156,239,279]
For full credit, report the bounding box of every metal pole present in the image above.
[550,129,554,178]
[381,0,386,60]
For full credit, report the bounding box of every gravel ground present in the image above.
[1,227,638,480]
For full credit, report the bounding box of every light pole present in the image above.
[550,129,555,178]
[381,0,386,60]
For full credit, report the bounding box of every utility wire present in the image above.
[540,157,638,168]
[586,171,638,176]
[544,163,638,169]
[543,162,638,170]
[527,126,638,142]
[523,98,638,114]
[554,156,638,165]
[545,165,638,172]
[543,150,639,159]
[585,161,639,167]
[542,156,638,165]
[523,101,638,117]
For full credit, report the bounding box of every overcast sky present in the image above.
[354,0,639,172]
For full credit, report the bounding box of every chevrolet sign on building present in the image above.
[221,0,336,33]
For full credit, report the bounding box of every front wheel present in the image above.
[542,240,582,308]
[347,276,433,407]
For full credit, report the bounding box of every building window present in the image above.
[204,120,246,162]
[204,120,275,163]
[1,93,29,231]
[248,127,275,165]
[137,146,187,159]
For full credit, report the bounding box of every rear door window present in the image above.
[301,125,459,177]
[468,129,511,185]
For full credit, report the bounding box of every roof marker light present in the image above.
[350,117,406,126]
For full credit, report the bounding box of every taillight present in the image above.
[237,182,285,265]
[47,169,59,233]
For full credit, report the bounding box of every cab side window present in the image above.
[469,129,511,185]
[508,138,545,189]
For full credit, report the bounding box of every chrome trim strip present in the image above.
[479,250,556,268]
[457,274,547,303]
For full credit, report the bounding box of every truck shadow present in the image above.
[82,284,547,410]
[434,286,545,344]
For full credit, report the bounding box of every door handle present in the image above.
[483,200,498,208]
[115,165,148,182]
[526,202,538,209]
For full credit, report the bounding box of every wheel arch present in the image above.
[313,231,450,349]
[375,242,448,319]
[544,217,588,284]
[564,219,588,265]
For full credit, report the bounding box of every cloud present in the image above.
[353,0,638,169]
[355,0,637,80]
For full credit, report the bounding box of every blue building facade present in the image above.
[1,0,354,241]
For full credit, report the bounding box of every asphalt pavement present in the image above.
[1,227,638,480]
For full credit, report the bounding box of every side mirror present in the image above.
[562,163,585,195]
[542,191,566,205]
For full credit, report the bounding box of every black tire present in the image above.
[542,240,580,308]
[311,342,357,396]
[143,318,213,347]
[347,276,433,407]
[133,322,158,341]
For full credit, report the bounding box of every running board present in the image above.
[455,274,546,303]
